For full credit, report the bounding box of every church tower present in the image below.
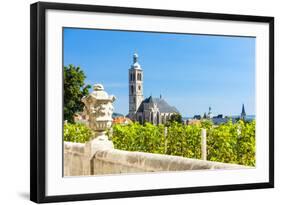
[128,53,144,119]
[207,106,213,119]
[241,104,246,120]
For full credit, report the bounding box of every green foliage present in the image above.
[112,122,201,158]
[207,120,255,166]
[64,65,91,123]
[165,122,202,158]
[167,113,183,124]
[201,119,213,129]
[236,120,256,166]
[111,120,256,166]
[64,123,92,143]
[111,123,166,154]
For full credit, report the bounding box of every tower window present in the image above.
[131,85,134,94]
[137,73,142,81]
[138,85,141,91]
[130,73,133,81]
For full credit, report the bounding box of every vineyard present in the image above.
[64,120,255,166]
[111,120,255,166]
[64,123,92,143]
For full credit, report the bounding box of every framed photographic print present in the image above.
[30,1,274,203]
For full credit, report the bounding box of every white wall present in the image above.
[0,0,279,204]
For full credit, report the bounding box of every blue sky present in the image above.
[64,28,255,117]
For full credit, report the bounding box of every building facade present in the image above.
[128,53,179,125]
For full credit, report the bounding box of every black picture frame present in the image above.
[30,1,274,203]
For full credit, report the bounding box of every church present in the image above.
[127,53,179,125]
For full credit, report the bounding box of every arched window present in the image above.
[130,73,133,81]
[138,116,142,124]
[138,85,141,91]
[133,73,135,81]
[137,73,141,81]
[157,112,160,125]
[150,113,154,124]
[131,85,134,94]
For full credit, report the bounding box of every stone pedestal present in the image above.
[82,84,116,160]
[85,138,114,160]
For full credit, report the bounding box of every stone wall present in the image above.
[64,142,90,176]
[64,141,248,176]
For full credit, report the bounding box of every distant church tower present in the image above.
[241,104,246,120]
[128,53,144,119]
[207,106,213,119]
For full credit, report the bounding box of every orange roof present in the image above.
[113,117,132,124]
[187,119,201,125]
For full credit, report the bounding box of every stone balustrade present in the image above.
[64,141,90,176]
[64,141,250,176]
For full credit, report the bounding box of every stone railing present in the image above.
[64,141,249,176]
[64,84,250,177]
[92,148,248,175]
[64,142,90,176]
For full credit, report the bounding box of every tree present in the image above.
[64,65,91,123]
[168,113,183,124]
[200,119,213,129]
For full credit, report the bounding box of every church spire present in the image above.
[133,53,138,63]
[241,104,246,120]
[207,106,213,119]
[131,53,142,70]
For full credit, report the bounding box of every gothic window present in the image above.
[131,85,134,94]
[150,113,154,124]
[138,116,142,124]
[157,112,160,125]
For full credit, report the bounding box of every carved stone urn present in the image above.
[82,84,116,141]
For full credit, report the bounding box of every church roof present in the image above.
[137,96,179,113]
